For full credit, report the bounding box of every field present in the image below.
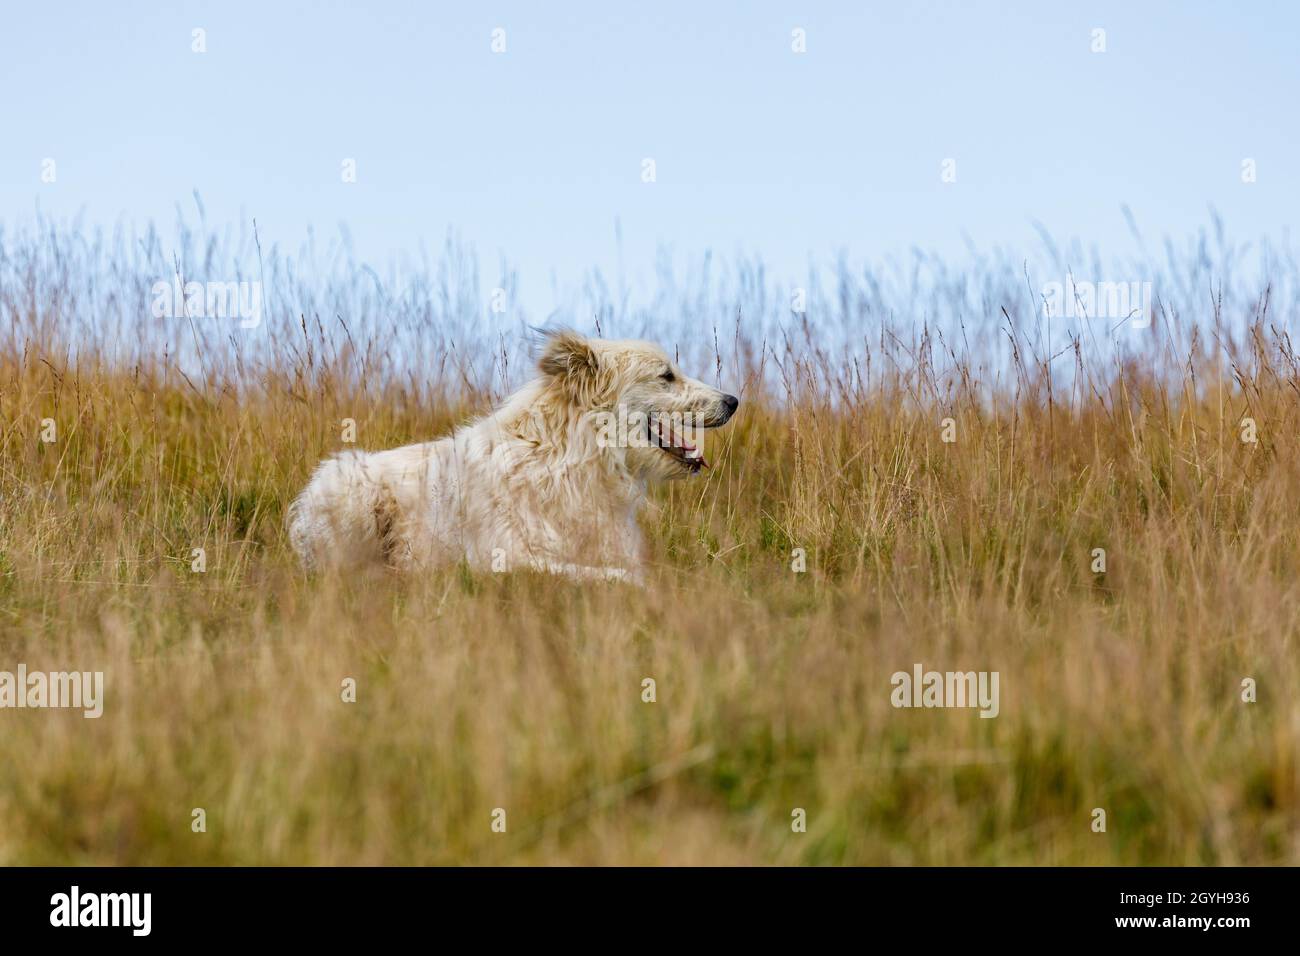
[0,221,1296,865]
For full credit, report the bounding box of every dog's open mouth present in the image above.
[652,418,708,472]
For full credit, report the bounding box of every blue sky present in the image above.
[3,1,1297,315]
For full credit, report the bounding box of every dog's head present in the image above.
[538,330,739,480]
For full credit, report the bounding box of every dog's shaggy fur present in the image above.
[287,331,738,581]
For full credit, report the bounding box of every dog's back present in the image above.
[288,441,452,571]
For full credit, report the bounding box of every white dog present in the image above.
[287,331,739,581]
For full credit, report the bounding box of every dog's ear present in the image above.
[539,330,604,403]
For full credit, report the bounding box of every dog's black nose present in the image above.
[722,394,740,414]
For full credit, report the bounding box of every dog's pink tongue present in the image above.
[660,420,707,467]
[678,429,707,467]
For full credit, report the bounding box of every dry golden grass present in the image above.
[0,225,1297,864]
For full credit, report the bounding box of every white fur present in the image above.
[288,333,738,581]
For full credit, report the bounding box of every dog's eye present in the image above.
[660,370,676,383]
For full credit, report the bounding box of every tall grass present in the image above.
[0,214,1296,864]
